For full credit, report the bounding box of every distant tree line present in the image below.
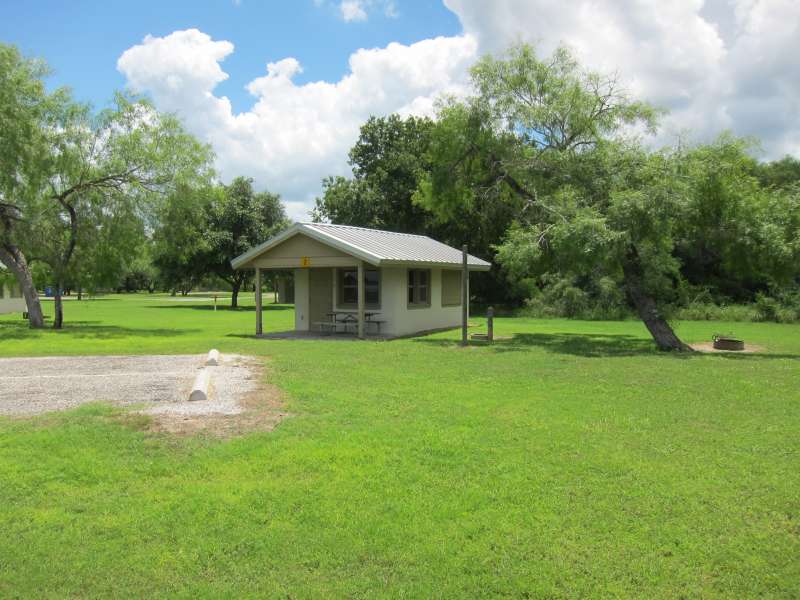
[313,45,800,350]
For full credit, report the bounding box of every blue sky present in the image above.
[2,0,797,219]
[0,0,461,113]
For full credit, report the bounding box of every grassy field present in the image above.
[1,293,798,598]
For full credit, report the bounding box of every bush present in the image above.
[519,275,630,320]
[518,277,800,323]
[675,302,759,322]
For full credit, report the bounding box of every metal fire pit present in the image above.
[713,335,744,351]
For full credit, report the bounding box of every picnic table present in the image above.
[317,311,386,335]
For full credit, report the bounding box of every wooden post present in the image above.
[487,306,494,343]
[357,262,365,339]
[461,244,468,346]
[255,267,263,335]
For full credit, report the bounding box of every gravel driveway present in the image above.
[0,354,257,417]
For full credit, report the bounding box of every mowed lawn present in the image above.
[1,294,799,598]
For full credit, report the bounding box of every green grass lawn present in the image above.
[1,294,798,598]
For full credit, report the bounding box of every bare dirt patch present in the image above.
[690,342,766,354]
[0,354,286,437]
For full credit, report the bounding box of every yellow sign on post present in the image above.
[301,256,311,267]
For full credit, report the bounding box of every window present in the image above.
[407,269,431,307]
[441,270,462,306]
[338,268,380,307]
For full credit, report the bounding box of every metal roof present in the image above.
[231,222,492,270]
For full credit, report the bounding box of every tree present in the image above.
[312,176,382,227]
[205,177,289,308]
[754,155,800,190]
[0,43,65,327]
[419,44,699,350]
[313,115,435,233]
[21,94,213,328]
[152,184,217,295]
[677,137,800,299]
[1,44,214,328]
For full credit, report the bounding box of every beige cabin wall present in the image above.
[378,267,461,336]
[0,282,25,315]
[251,233,360,269]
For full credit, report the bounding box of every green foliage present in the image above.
[520,274,629,320]
[151,184,217,294]
[151,178,289,303]
[673,135,800,300]
[754,155,800,189]
[205,177,289,305]
[313,114,434,232]
[470,43,661,151]
[312,176,381,226]
[0,43,67,210]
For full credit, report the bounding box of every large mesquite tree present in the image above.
[0,44,62,327]
[417,44,702,351]
[1,43,213,328]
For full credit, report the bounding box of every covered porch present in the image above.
[253,264,383,340]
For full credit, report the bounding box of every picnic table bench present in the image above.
[315,311,386,335]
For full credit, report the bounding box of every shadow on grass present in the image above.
[0,321,196,340]
[414,331,800,360]
[145,304,293,312]
[415,332,655,357]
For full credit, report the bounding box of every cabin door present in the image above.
[308,268,333,325]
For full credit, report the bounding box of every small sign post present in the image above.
[213,294,217,312]
[487,306,494,343]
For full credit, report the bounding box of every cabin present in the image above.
[231,223,491,338]
[0,268,25,315]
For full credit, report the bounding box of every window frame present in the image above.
[337,267,381,309]
[407,268,432,309]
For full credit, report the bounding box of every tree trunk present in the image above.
[0,243,45,328]
[622,245,692,352]
[77,286,83,301]
[231,280,241,309]
[54,282,64,330]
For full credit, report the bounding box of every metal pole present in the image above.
[357,261,365,339]
[487,306,494,343]
[461,244,468,346]
[255,268,262,335]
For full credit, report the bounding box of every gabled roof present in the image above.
[231,222,492,271]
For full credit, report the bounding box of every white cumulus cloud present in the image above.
[340,1,367,22]
[117,29,477,220]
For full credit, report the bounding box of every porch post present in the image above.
[357,261,365,339]
[461,245,468,346]
[255,267,263,335]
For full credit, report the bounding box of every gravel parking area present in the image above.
[0,354,260,417]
